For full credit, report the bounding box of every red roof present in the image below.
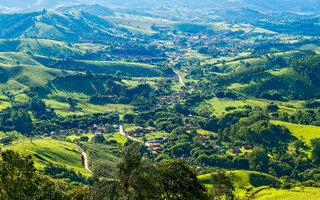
[229,148,241,153]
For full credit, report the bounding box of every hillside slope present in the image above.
[0,10,123,42]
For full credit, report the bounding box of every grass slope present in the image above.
[0,39,84,57]
[271,121,320,144]
[6,138,89,175]
[0,63,65,95]
[33,55,162,77]
[255,187,320,200]
[198,170,279,199]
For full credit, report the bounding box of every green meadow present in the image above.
[198,170,279,199]
[271,121,320,145]
[6,138,90,176]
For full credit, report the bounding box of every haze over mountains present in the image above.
[1,0,320,13]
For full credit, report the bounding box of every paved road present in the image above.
[119,125,148,145]
[173,69,185,86]
[74,144,93,174]
[169,47,191,86]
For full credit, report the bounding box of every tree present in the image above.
[209,170,235,200]
[248,147,270,173]
[10,109,33,135]
[92,143,161,200]
[311,138,320,165]
[292,140,307,154]
[29,97,46,112]
[0,150,38,199]
[80,136,89,142]
[159,159,208,200]
[0,150,73,199]
[92,135,105,143]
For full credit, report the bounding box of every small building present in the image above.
[242,145,253,150]
[229,148,241,154]
[151,151,158,155]
[149,143,163,150]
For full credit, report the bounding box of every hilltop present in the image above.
[0,10,125,42]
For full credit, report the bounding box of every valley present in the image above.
[0,1,320,199]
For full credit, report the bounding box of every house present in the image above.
[198,135,209,139]
[195,166,203,171]
[149,143,162,150]
[242,145,253,150]
[229,148,241,154]
[151,151,158,155]
[106,110,117,112]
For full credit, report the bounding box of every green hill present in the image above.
[217,51,310,73]
[6,138,90,176]
[0,39,84,58]
[254,187,320,200]
[271,121,320,145]
[33,55,162,77]
[0,10,123,42]
[0,62,65,95]
[198,170,279,198]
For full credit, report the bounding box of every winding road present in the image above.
[173,69,185,86]
[74,144,93,174]
[170,47,191,86]
[119,124,145,144]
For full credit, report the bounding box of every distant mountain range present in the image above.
[1,0,320,13]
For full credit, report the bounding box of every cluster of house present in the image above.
[145,137,168,155]
[45,123,119,137]
[128,126,157,137]
[214,145,253,154]
[158,93,186,106]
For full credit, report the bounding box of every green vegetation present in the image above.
[6,138,89,175]
[272,121,320,145]
[199,170,279,199]
[2,4,320,199]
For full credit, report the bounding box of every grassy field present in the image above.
[33,55,162,77]
[215,51,310,73]
[0,62,64,95]
[0,39,84,58]
[198,170,279,199]
[106,133,128,145]
[271,121,320,145]
[0,101,11,109]
[198,97,303,116]
[81,142,120,168]
[5,138,90,176]
[137,131,170,141]
[68,132,127,146]
[44,97,132,116]
[198,97,268,116]
[197,129,217,135]
[67,134,96,141]
[254,187,320,200]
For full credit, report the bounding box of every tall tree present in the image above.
[92,142,161,200]
[0,150,38,199]
[159,159,208,200]
[248,147,270,173]
[311,138,320,165]
[10,109,32,135]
